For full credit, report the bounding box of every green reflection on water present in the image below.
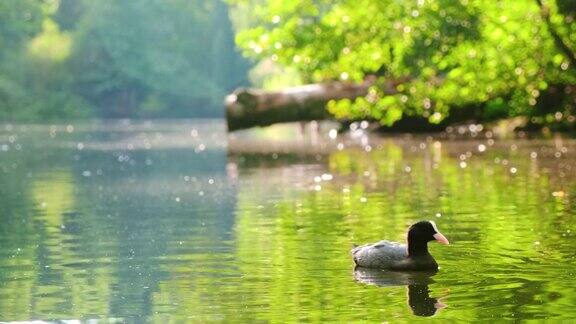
[0,122,575,322]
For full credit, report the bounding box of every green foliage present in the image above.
[234,0,576,128]
[0,0,249,120]
[0,0,43,50]
[0,0,88,121]
[69,0,248,117]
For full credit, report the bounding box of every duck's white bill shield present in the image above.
[433,232,450,245]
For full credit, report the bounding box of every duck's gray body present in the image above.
[351,240,438,271]
[352,240,407,268]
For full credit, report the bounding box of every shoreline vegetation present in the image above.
[229,0,575,133]
[1,0,575,134]
[0,0,248,121]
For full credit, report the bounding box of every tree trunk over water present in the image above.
[226,77,396,131]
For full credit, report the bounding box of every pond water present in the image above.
[0,120,575,322]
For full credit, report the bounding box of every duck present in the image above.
[351,220,449,271]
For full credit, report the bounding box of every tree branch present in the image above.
[535,0,576,67]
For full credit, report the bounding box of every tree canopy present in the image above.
[233,0,576,129]
[0,0,248,120]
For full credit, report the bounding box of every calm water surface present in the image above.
[0,120,575,322]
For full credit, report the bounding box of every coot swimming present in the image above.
[351,220,449,271]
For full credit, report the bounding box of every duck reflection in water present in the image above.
[353,267,447,317]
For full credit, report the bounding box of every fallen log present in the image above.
[225,81,365,131]
[225,76,410,131]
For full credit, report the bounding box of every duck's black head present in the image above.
[407,220,449,256]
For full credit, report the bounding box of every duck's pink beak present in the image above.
[433,232,450,245]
